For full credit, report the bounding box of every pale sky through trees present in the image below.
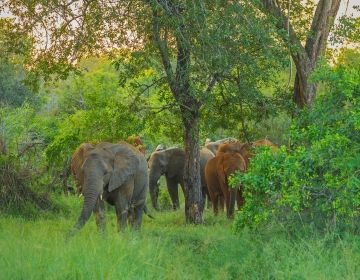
[0,1,358,50]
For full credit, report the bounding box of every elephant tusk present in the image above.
[121,208,129,215]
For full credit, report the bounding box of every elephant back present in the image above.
[205,137,237,155]
[253,139,278,151]
[217,141,250,155]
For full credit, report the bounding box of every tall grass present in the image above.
[1,195,360,279]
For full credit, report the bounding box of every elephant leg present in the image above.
[200,187,206,211]
[94,197,106,234]
[128,206,135,227]
[214,194,220,215]
[227,188,237,218]
[219,178,233,218]
[237,186,245,210]
[166,177,180,210]
[211,192,222,216]
[151,182,160,211]
[207,183,219,215]
[204,188,212,209]
[132,205,144,230]
[219,196,224,211]
[114,181,134,232]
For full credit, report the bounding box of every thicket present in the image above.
[232,53,360,233]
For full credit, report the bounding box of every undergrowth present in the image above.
[1,196,360,280]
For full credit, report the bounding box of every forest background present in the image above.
[0,0,359,279]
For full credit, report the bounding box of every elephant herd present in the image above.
[67,137,277,237]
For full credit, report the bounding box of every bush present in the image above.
[232,56,360,233]
[0,155,61,218]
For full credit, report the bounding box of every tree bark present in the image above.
[261,0,341,108]
[182,105,203,223]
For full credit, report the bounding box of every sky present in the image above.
[338,0,360,18]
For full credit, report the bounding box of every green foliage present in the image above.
[0,18,38,102]
[44,57,148,165]
[232,54,360,233]
[0,59,35,107]
[113,51,183,146]
[332,6,360,45]
[0,104,55,154]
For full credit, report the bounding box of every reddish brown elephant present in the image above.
[126,136,145,155]
[217,139,278,163]
[205,151,247,218]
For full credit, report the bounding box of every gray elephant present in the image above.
[205,137,238,155]
[67,141,149,237]
[148,147,214,210]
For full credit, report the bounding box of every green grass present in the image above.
[1,195,360,280]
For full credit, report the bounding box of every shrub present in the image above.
[232,56,360,233]
[0,155,60,218]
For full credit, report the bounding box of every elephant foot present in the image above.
[64,228,79,242]
[226,212,235,219]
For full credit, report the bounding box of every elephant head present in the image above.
[70,143,94,194]
[68,142,148,238]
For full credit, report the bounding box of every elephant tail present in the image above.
[143,205,155,219]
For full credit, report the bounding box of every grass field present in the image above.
[1,195,360,280]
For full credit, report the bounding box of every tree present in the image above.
[1,0,284,223]
[260,0,341,108]
[0,19,35,107]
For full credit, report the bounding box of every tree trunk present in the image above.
[182,104,203,224]
[292,53,317,108]
[261,0,341,108]
[293,72,317,108]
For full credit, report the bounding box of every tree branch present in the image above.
[151,8,176,93]
[259,0,311,70]
[305,0,341,63]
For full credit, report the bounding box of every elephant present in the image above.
[126,135,145,155]
[147,147,214,211]
[217,139,278,164]
[205,137,238,155]
[68,141,149,238]
[205,151,247,218]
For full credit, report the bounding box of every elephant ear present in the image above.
[108,148,139,192]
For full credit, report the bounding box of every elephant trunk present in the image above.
[148,170,161,211]
[68,172,103,237]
